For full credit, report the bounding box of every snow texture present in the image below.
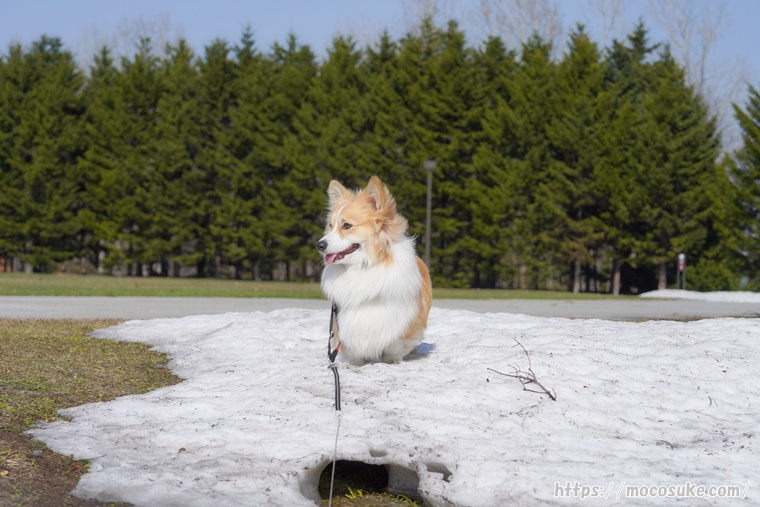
[28,306,759,506]
[640,289,760,304]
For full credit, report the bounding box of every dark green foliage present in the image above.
[77,46,124,271]
[0,37,85,272]
[731,84,760,288]
[0,23,749,292]
[547,26,605,292]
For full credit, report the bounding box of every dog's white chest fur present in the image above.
[321,237,422,364]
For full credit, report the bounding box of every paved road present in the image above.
[1,296,758,321]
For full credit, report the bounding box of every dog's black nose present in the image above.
[316,240,328,252]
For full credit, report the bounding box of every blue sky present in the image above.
[1,0,757,81]
[1,0,757,146]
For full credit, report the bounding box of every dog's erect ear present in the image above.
[367,175,396,213]
[327,180,349,208]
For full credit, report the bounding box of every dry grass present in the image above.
[0,319,181,507]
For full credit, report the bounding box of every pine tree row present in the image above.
[0,21,754,293]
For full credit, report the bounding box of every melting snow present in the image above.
[28,304,759,506]
[640,289,760,304]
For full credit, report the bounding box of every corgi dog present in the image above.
[317,176,432,365]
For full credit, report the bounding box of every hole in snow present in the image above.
[425,461,453,482]
[306,459,423,503]
[318,460,389,499]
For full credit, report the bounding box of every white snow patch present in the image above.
[27,308,759,506]
[640,289,760,304]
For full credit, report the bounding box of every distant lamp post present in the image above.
[423,158,437,267]
[677,253,686,290]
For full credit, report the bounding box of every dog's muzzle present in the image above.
[317,241,360,265]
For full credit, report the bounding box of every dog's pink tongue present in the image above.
[325,253,338,265]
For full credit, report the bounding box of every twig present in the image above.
[488,339,557,401]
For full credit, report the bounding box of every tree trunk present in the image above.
[24,241,34,273]
[612,259,621,296]
[519,264,528,290]
[657,262,667,290]
[252,262,261,281]
[572,261,581,293]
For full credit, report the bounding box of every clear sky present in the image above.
[1,0,757,78]
[1,0,757,145]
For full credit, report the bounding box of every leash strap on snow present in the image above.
[328,365,341,411]
[327,302,341,411]
[327,411,342,507]
[326,302,342,507]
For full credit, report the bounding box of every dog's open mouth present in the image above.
[324,244,360,265]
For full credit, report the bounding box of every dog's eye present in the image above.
[341,222,352,230]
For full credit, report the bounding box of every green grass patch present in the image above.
[0,273,629,300]
[431,287,632,300]
[0,273,323,298]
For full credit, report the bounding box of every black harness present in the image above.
[327,302,341,411]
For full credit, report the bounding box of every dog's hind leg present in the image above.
[382,334,423,363]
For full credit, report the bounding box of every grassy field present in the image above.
[0,273,625,300]
[0,273,324,298]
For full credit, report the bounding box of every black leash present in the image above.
[327,302,341,411]
[326,302,342,507]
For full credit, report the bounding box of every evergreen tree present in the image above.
[0,20,747,288]
[227,28,267,279]
[153,39,201,276]
[113,38,164,275]
[638,47,722,290]
[501,34,559,289]
[732,84,760,287]
[469,36,519,287]
[0,44,25,268]
[363,31,419,225]
[689,154,743,290]
[546,26,605,292]
[591,94,646,294]
[199,38,253,278]
[197,39,242,278]
[286,36,372,279]
[425,22,482,287]
[231,34,317,279]
[389,20,481,286]
[595,23,659,294]
[77,46,126,272]
[0,37,85,272]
